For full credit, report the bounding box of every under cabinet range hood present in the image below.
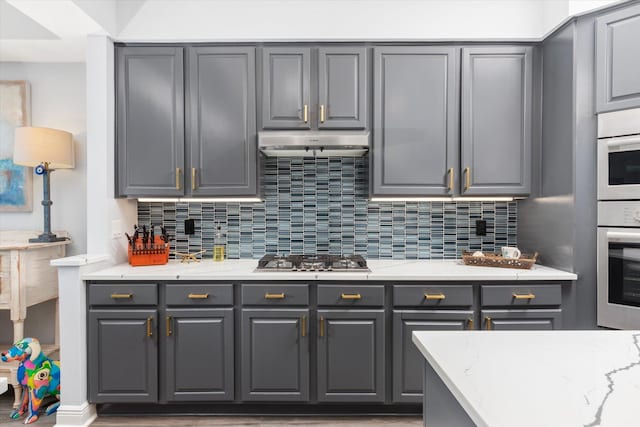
[258,131,369,157]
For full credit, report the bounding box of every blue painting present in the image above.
[0,81,32,212]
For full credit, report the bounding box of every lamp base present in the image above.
[29,233,68,243]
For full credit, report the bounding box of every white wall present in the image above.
[0,62,87,256]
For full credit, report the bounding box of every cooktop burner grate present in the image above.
[256,254,369,272]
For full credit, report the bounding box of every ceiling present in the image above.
[0,0,621,63]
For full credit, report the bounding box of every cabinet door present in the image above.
[481,309,562,330]
[188,47,257,196]
[317,310,385,402]
[241,308,309,401]
[461,46,532,196]
[165,308,234,401]
[596,2,640,112]
[318,47,367,129]
[88,309,157,403]
[262,47,311,129]
[373,46,459,196]
[116,46,185,197]
[392,310,474,403]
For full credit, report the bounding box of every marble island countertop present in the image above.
[412,330,640,427]
[82,259,577,281]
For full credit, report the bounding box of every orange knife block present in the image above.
[128,236,170,266]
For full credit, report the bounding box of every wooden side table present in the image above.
[0,231,69,408]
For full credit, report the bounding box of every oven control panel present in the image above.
[598,201,640,227]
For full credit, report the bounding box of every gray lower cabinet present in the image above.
[116,46,185,197]
[188,46,257,196]
[262,47,311,129]
[317,309,385,402]
[164,308,234,401]
[241,308,310,401]
[596,2,640,112]
[88,309,158,403]
[392,310,474,403]
[372,46,459,196]
[461,46,532,196]
[481,309,562,330]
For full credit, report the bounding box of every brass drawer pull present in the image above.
[265,292,286,300]
[320,104,325,123]
[188,293,210,299]
[512,293,536,300]
[341,293,361,300]
[176,167,181,190]
[166,316,172,336]
[424,293,446,300]
[111,293,132,299]
[303,104,308,123]
[485,316,492,330]
[301,315,307,337]
[319,316,325,337]
[467,318,474,330]
[147,317,154,337]
[191,168,196,190]
[448,167,454,192]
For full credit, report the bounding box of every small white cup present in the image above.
[501,246,521,259]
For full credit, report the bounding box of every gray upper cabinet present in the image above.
[188,46,257,196]
[317,309,385,402]
[372,46,459,196]
[596,2,640,112]
[241,308,309,401]
[116,47,185,197]
[262,47,311,129]
[164,308,234,401]
[461,46,532,196]
[318,47,367,129]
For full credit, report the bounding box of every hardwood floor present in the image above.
[0,389,422,427]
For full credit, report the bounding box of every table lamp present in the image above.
[13,126,74,243]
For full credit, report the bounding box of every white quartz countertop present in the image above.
[412,330,640,427]
[82,259,577,281]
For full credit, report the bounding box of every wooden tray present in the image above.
[461,250,538,270]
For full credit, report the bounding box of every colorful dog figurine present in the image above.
[1,338,60,424]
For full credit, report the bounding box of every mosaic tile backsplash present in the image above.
[137,157,517,259]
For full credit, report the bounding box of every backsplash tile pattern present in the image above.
[138,157,517,259]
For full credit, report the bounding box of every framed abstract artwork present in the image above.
[0,80,32,212]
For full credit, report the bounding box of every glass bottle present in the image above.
[213,223,225,261]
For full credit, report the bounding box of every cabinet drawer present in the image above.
[241,284,309,305]
[393,285,473,307]
[481,285,561,307]
[88,283,157,306]
[166,284,233,306]
[317,285,384,307]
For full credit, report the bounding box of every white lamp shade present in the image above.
[13,126,75,169]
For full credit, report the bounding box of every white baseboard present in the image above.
[54,402,97,427]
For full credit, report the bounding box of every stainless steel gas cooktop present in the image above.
[256,254,369,272]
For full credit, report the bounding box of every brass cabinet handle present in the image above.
[513,293,536,300]
[341,293,361,300]
[303,104,308,123]
[166,316,172,336]
[301,315,307,337]
[485,316,492,330]
[319,316,325,337]
[464,167,470,191]
[265,292,286,300]
[424,293,446,300]
[188,293,209,299]
[147,316,153,337]
[320,104,325,123]
[448,168,454,192]
[110,293,132,299]
[191,168,196,190]
[467,318,474,330]
[176,167,181,190]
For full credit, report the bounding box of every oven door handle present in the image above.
[606,135,640,151]
[608,231,640,243]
